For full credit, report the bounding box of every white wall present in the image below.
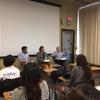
[0,0,60,56]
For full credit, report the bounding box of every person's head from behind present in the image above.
[56,46,61,52]
[3,55,15,67]
[21,46,27,54]
[22,62,41,100]
[23,62,41,85]
[76,54,88,67]
[39,46,44,53]
[76,54,92,80]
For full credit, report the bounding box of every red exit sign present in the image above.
[66,16,72,21]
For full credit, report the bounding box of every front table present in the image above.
[43,68,58,75]
[41,59,52,69]
[54,58,67,67]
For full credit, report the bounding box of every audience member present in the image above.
[69,54,93,88]
[12,62,49,100]
[0,55,20,99]
[57,54,93,95]
[18,46,30,71]
[0,55,20,80]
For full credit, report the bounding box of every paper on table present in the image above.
[56,57,66,60]
[95,86,100,91]
[44,59,50,62]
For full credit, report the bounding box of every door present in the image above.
[61,29,75,63]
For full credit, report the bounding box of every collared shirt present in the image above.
[18,52,30,64]
[52,51,64,59]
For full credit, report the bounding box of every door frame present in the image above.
[61,29,75,63]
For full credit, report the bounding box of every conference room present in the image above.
[0,0,100,100]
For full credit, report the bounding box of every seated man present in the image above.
[37,46,52,69]
[18,46,30,71]
[52,47,64,59]
[52,47,68,68]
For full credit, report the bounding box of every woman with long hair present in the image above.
[57,54,94,96]
[69,54,93,88]
[12,62,49,100]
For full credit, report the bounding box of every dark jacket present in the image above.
[0,78,22,97]
[64,66,93,95]
[37,52,48,64]
[69,66,92,88]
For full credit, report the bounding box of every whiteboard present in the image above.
[0,0,60,56]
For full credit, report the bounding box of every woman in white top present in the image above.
[12,62,49,100]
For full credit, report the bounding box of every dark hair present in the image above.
[39,46,44,51]
[76,54,92,80]
[22,62,41,100]
[3,55,15,67]
[76,54,89,67]
[21,46,27,51]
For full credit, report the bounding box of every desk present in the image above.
[91,66,100,86]
[58,76,70,83]
[69,63,76,67]
[43,68,58,75]
[69,64,100,72]
[69,63,76,69]
[91,66,100,71]
[41,59,53,69]
[54,58,67,67]
[91,66,100,74]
